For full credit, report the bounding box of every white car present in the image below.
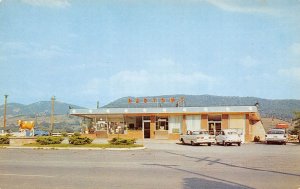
[180,130,215,146]
[216,129,242,146]
[265,129,287,145]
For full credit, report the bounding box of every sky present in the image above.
[0,0,300,108]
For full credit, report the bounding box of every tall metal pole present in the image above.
[3,95,8,130]
[50,96,55,134]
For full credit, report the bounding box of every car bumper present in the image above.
[266,138,286,142]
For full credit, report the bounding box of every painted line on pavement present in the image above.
[0,173,54,178]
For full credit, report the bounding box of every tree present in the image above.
[290,112,300,135]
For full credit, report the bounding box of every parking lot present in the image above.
[0,141,299,189]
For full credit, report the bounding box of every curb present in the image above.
[1,146,146,151]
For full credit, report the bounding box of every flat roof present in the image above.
[70,106,259,115]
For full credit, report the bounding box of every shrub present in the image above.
[69,135,93,145]
[36,136,64,145]
[61,132,68,137]
[108,138,136,145]
[0,135,9,144]
[254,136,260,142]
[73,132,81,137]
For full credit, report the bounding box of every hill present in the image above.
[0,101,84,117]
[104,95,300,121]
[0,101,84,132]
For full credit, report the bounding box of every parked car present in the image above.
[180,130,215,146]
[265,129,287,145]
[34,130,49,136]
[216,129,242,146]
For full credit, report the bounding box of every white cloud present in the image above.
[0,41,71,60]
[21,0,70,8]
[278,67,300,81]
[205,0,276,15]
[81,59,217,99]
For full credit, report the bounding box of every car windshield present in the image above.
[267,130,284,134]
[192,131,209,135]
[227,132,238,135]
[199,131,209,135]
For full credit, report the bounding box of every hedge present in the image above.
[36,136,64,145]
[69,134,93,145]
[108,138,136,145]
[0,135,10,144]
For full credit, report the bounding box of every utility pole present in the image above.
[3,95,8,130]
[50,96,55,134]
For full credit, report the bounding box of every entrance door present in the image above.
[143,121,150,138]
[208,122,222,135]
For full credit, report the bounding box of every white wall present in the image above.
[229,114,246,143]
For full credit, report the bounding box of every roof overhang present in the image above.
[70,106,261,120]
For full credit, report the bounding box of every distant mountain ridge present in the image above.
[104,94,300,121]
[0,101,84,117]
[1,95,299,121]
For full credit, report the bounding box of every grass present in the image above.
[23,143,144,148]
[0,144,9,147]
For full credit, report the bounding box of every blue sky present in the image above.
[0,0,300,108]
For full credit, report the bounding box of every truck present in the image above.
[180,130,215,146]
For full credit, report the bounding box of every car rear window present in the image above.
[268,130,285,134]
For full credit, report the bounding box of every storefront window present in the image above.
[156,117,168,130]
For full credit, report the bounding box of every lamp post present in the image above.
[3,95,8,130]
[50,96,55,134]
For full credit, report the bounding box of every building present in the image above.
[70,105,265,142]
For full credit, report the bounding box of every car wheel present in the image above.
[208,143,211,146]
[223,141,226,146]
[283,142,286,145]
[181,139,185,145]
[238,142,241,146]
[191,141,195,146]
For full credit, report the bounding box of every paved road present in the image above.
[0,142,300,189]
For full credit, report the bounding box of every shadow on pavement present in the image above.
[183,177,252,189]
[143,163,253,189]
[165,151,300,177]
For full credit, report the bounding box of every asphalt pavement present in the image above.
[0,141,299,189]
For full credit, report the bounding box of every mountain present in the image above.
[103,95,300,121]
[0,101,84,117]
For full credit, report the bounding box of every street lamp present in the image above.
[50,96,55,134]
[3,95,8,130]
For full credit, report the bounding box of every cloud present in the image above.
[205,0,276,15]
[278,67,300,81]
[21,0,70,8]
[0,41,71,60]
[81,59,217,99]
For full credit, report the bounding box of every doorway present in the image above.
[208,122,222,135]
[208,114,222,135]
[143,121,150,138]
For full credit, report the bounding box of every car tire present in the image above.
[191,141,195,146]
[238,142,241,146]
[181,139,185,145]
[283,142,286,145]
[223,141,226,146]
[208,143,211,146]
